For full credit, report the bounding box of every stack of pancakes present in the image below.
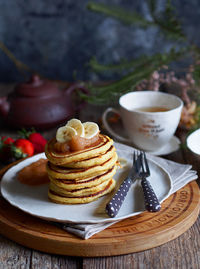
[45,134,118,204]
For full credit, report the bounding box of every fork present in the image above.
[138,151,161,212]
[105,151,141,217]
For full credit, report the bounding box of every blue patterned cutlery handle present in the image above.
[141,178,161,212]
[106,177,132,217]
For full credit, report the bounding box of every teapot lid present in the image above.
[15,75,60,97]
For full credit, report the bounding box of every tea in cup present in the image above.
[102,91,183,152]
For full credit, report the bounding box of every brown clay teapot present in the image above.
[0,75,87,129]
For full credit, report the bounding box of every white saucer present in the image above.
[186,129,200,155]
[147,136,181,156]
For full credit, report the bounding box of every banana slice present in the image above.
[83,122,99,139]
[56,126,77,143]
[66,119,85,137]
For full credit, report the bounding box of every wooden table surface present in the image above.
[0,85,199,269]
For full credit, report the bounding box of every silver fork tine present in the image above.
[134,151,139,172]
[143,151,150,175]
[133,151,136,166]
[140,152,145,173]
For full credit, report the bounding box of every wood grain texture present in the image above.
[82,223,200,269]
[30,251,82,269]
[0,234,31,269]
[0,163,199,257]
[0,234,82,269]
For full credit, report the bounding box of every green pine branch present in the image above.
[89,55,151,73]
[148,0,157,15]
[192,64,200,85]
[81,47,190,104]
[88,1,186,42]
[149,0,186,41]
[87,2,155,28]
[84,0,194,105]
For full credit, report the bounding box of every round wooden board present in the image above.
[0,163,199,257]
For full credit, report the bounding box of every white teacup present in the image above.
[102,91,183,152]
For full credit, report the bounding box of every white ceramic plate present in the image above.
[186,128,200,155]
[0,142,172,224]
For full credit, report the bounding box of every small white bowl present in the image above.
[186,128,200,155]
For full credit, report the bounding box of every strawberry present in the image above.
[1,136,15,145]
[18,128,47,153]
[4,137,15,144]
[0,136,15,161]
[28,133,47,153]
[14,139,34,157]
[0,136,35,164]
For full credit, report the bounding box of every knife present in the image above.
[106,153,141,218]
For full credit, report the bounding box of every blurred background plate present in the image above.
[187,129,200,155]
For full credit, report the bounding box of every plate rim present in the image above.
[186,128,200,155]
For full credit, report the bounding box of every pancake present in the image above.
[62,145,115,169]
[49,177,112,197]
[48,179,116,204]
[45,124,119,204]
[46,152,118,180]
[45,134,113,166]
[49,165,117,190]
